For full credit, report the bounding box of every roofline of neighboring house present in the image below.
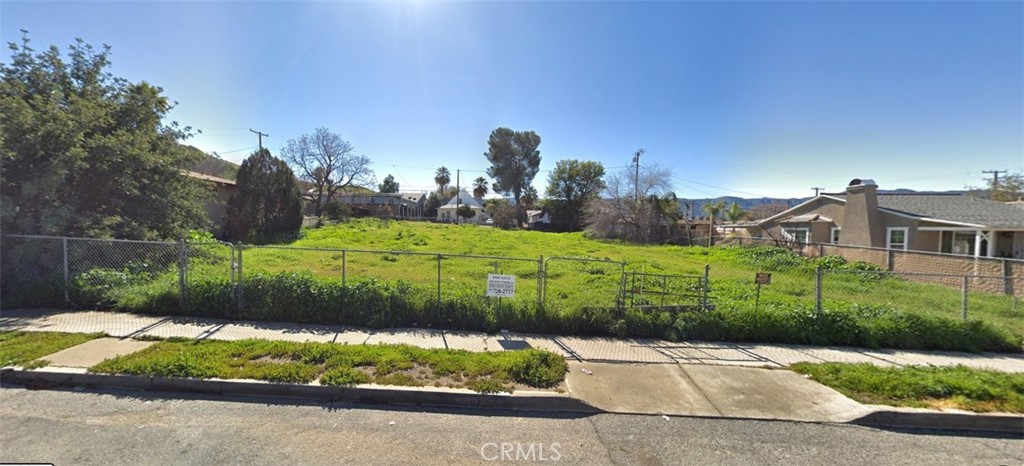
[756,193,987,229]
[185,171,236,186]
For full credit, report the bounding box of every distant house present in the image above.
[437,189,488,223]
[186,171,237,236]
[526,209,551,228]
[743,179,1024,258]
[331,192,426,218]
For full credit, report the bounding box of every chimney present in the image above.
[838,178,883,248]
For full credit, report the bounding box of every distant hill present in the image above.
[187,146,239,181]
[680,189,968,219]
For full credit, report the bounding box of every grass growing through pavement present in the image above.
[89,338,568,393]
[0,331,104,369]
[791,362,1024,413]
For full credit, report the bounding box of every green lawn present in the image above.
[0,331,104,369]
[236,220,1020,339]
[792,362,1024,413]
[10,219,1021,352]
[89,338,568,394]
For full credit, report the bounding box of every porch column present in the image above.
[986,231,996,257]
[974,230,983,258]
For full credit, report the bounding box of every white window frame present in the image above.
[782,227,810,244]
[830,227,841,244]
[886,227,909,250]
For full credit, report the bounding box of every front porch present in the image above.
[917,228,1023,259]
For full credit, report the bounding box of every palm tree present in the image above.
[434,166,451,193]
[521,185,539,209]
[702,201,726,246]
[723,202,748,223]
[472,176,489,198]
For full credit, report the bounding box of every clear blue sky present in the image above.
[3,1,1022,198]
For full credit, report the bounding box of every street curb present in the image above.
[849,409,1023,435]
[2,368,1020,435]
[0,368,600,414]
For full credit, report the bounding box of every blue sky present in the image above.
[3,1,1022,198]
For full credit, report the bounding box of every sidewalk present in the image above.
[3,308,1022,372]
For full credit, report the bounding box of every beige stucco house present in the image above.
[186,171,237,236]
[745,179,1024,259]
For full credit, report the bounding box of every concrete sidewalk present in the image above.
[3,308,1023,372]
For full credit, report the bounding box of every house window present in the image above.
[887,227,908,250]
[782,227,809,243]
[830,227,841,244]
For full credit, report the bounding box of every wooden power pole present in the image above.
[249,128,269,153]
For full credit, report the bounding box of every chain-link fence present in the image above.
[5,236,713,330]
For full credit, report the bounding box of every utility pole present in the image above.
[632,148,645,202]
[249,128,269,153]
[811,187,824,196]
[455,169,460,224]
[982,170,1008,188]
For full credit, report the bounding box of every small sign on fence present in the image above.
[486,274,516,298]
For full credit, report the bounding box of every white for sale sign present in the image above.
[486,274,516,298]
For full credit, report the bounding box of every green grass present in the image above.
[5,219,1021,352]
[0,331,104,368]
[791,362,1024,413]
[89,338,568,393]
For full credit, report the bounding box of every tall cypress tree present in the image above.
[226,148,302,242]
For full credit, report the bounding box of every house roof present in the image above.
[779,214,833,224]
[767,193,1024,229]
[398,192,425,202]
[441,190,483,208]
[185,171,236,186]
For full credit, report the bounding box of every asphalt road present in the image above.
[0,387,1020,465]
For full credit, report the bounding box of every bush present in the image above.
[672,306,1018,353]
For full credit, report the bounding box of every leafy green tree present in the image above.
[484,127,541,225]
[434,166,451,193]
[545,160,606,231]
[379,174,399,193]
[0,33,211,239]
[968,172,1023,202]
[472,176,489,198]
[424,191,443,218]
[226,149,302,242]
[456,205,476,221]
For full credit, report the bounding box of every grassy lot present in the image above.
[7,219,1021,352]
[791,362,1024,413]
[89,338,568,394]
[0,331,103,369]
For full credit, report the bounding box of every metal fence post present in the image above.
[236,242,244,313]
[818,243,824,257]
[815,266,823,317]
[178,239,187,307]
[661,275,667,307]
[537,255,544,309]
[62,237,69,303]
[436,254,442,318]
[961,275,969,321]
[701,264,710,310]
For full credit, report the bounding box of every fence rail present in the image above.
[3,235,1020,334]
[1,235,709,316]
